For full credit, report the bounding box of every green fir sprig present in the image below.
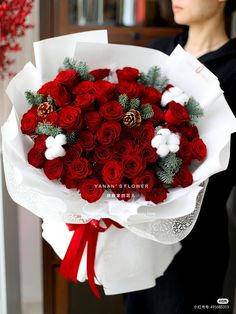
[25,90,45,106]
[138,66,169,92]
[36,122,62,137]
[62,57,94,81]
[156,153,182,185]
[185,97,204,125]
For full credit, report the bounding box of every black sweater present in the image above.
[151,32,236,279]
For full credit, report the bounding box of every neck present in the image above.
[185,17,229,57]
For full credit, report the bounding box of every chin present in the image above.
[173,14,190,26]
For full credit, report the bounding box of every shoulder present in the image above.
[149,36,177,55]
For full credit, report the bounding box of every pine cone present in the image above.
[123,109,142,128]
[37,102,54,118]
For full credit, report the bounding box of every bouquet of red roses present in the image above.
[21,57,206,206]
[2,31,236,296]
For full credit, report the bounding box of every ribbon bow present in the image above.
[60,219,123,298]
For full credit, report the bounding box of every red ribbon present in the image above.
[60,219,123,298]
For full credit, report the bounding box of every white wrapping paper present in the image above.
[2,31,236,294]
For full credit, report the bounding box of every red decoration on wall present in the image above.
[0,0,34,79]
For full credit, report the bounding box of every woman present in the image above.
[124,0,236,313]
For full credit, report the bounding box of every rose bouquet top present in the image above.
[21,57,207,206]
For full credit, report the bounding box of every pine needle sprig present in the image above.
[36,122,62,138]
[185,97,204,125]
[138,66,169,92]
[130,98,140,110]
[156,153,182,184]
[139,104,154,120]
[66,132,77,144]
[25,90,45,106]
[62,57,94,81]
[118,94,130,111]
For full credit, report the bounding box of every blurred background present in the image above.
[0,1,236,314]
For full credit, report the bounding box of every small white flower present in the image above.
[151,128,180,158]
[45,134,67,160]
[161,87,189,107]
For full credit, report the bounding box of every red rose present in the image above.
[123,154,145,178]
[138,144,158,163]
[144,186,167,204]
[111,182,133,201]
[165,101,190,126]
[116,81,140,98]
[34,135,47,153]
[191,137,207,161]
[58,106,82,131]
[78,130,95,151]
[94,80,115,94]
[28,148,45,168]
[102,160,123,185]
[99,101,125,121]
[95,81,116,105]
[54,69,79,89]
[172,166,193,188]
[64,143,83,165]
[38,81,71,106]
[72,81,94,95]
[177,137,192,165]
[132,171,155,193]
[43,158,64,180]
[113,139,134,160]
[94,146,113,164]
[149,105,164,125]
[138,121,155,144]
[79,177,105,203]
[74,93,96,109]
[97,121,121,145]
[116,67,139,82]
[179,124,199,140]
[21,110,38,135]
[44,112,58,125]
[60,173,81,189]
[89,68,110,80]
[68,157,92,179]
[84,111,102,132]
[144,86,162,104]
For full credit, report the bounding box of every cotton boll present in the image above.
[161,91,172,107]
[151,135,166,148]
[46,136,55,148]
[157,144,169,158]
[158,128,171,138]
[174,94,189,106]
[161,87,189,106]
[169,144,179,153]
[45,149,54,160]
[55,146,66,157]
[167,133,180,145]
[55,134,67,145]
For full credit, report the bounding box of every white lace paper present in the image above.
[2,31,236,294]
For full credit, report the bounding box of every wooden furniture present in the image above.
[40,1,182,313]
